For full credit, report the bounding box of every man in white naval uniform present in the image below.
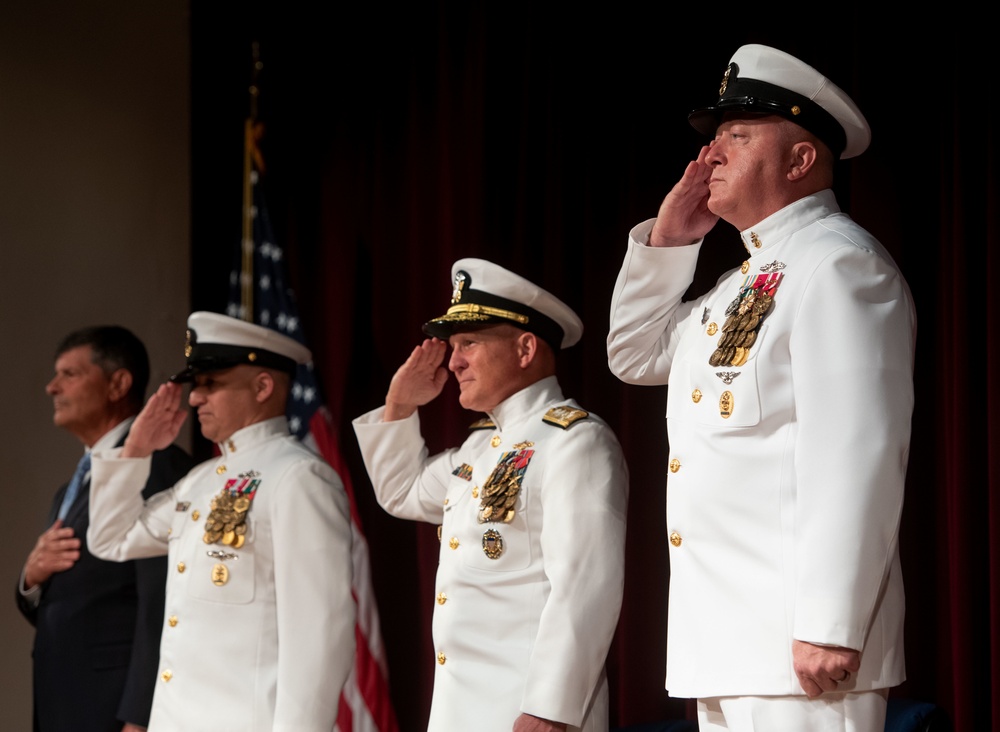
[607,45,915,731]
[87,311,355,732]
[354,259,629,732]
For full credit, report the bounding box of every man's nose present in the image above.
[188,388,205,406]
[706,138,724,164]
[448,350,463,372]
[45,377,59,395]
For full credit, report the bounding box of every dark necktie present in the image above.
[57,452,92,521]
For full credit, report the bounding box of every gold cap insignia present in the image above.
[719,63,733,97]
[451,271,467,304]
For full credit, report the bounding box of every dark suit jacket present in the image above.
[16,441,194,732]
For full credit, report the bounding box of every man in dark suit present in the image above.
[16,326,194,732]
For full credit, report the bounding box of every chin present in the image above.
[458,394,486,413]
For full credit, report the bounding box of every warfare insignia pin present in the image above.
[716,371,741,385]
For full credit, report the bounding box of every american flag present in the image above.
[227,159,399,732]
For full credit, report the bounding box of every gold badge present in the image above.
[482,529,504,559]
[720,390,734,418]
[211,563,229,586]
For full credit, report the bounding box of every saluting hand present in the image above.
[649,143,720,248]
[383,338,450,421]
[23,519,81,588]
[121,382,188,458]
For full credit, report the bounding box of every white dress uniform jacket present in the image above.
[353,376,628,731]
[88,416,355,732]
[607,190,915,698]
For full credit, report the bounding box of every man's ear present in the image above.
[787,141,818,181]
[253,370,276,403]
[107,368,133,403]
[516,332,538,369]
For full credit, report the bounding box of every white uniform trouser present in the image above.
[697,689,888,732]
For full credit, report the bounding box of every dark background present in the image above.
[189,8,994,730]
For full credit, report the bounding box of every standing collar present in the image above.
[218,416,289,458]
[485,375,563,432]
[739,189,840,256]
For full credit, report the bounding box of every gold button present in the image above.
[437,652,446,665]
[449,537,459,550]
[168,615,178,627]
[706,322,718,336]
[167,528,172,536]
[177,562,186,573]
[191,510,200,521]
[443,498,449,506]
[216,465,227,475]
[161,670,173,682]
[436,592,447,605]
[472,486,479,498]
[669,458,681,473]
[691,389,702,404]
[669,531,682,547]
[227,440,236,451]
[741,261,750,274]
[490,435,501,448]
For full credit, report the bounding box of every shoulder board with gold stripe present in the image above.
[468,417,496,431]
[542,406,589,429]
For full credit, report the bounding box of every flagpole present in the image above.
[240,42,262,323]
